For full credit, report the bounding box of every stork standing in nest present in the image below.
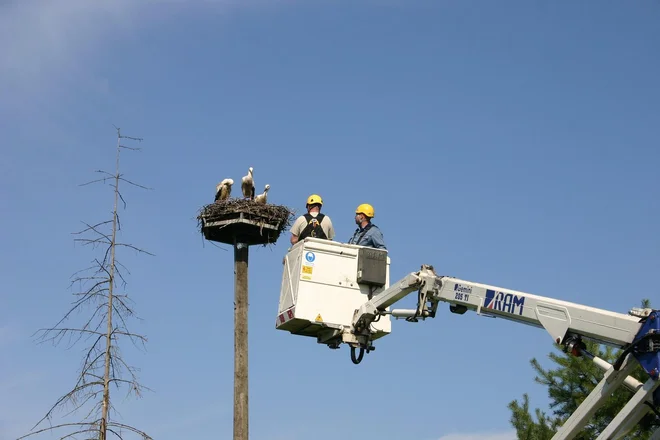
[215,178,233,201]
[254,184,270,204]
[241,167,255,199]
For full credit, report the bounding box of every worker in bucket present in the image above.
[348,203,386,249]
[290,194,336,245]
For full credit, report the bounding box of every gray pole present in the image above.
[233,242,249,440]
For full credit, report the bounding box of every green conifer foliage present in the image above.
[508,300,658,439]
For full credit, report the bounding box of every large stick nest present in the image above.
[197,198,296,236]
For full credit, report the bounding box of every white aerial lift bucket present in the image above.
[276,238,392,345]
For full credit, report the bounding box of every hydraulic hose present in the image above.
[351,346,365,364]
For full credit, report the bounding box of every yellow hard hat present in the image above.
[306,194,323,206]
[355,203,375,218]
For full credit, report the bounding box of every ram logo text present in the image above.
[485,289,525,315]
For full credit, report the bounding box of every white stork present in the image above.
[254,184,270,204]
[241,167,255,199]
[215,178,234,201]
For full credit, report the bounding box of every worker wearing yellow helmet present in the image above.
[348,203,386,249]
[290,194,336,245]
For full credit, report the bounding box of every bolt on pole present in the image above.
[233,241,249,440]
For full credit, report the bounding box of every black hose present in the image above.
[613,345,635,370]
[613,334,653,370]
[644,401,660,419]
[351,346,365,364]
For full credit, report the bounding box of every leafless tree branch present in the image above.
[108,422,152,439]
[114,243,155,256]
[117,189,128,211]
[118,133,143,141]
[22,128,154,440]
[17,422,97,440]
[79,170,114,187]
[118,177,153,191]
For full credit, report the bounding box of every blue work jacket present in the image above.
[348,223,387,249]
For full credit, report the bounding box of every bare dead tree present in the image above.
[19,128,154,440]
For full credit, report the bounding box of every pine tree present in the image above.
[508,300,659,439]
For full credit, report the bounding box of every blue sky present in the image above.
[1,1,659,439]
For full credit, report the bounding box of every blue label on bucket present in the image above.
[305,252,316,262]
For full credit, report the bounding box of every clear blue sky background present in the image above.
[1,1,658,439]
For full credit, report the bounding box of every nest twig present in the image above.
[197,198,295,237]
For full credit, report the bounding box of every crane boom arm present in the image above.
[352,265,644,350]
[435,275,642,348]
[278,248,660,440]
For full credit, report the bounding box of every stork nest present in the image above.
[197,198,295,237]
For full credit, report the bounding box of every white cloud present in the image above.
[0,0,141,116]
[0,0,262,106]
[0,1,135,85]
[437,431,517,440]
[0,0,284,81]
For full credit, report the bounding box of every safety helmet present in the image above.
[306,194,323,206]
[355,203,375,218]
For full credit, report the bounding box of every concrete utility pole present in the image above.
[233,242,249,440]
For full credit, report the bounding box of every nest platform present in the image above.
[197,198,295,246]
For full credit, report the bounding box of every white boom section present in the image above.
[598,377,660,439]
[554,354,638,439]
[353,266,643,349]
[435,275,643,347]
[347,265,659,440]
